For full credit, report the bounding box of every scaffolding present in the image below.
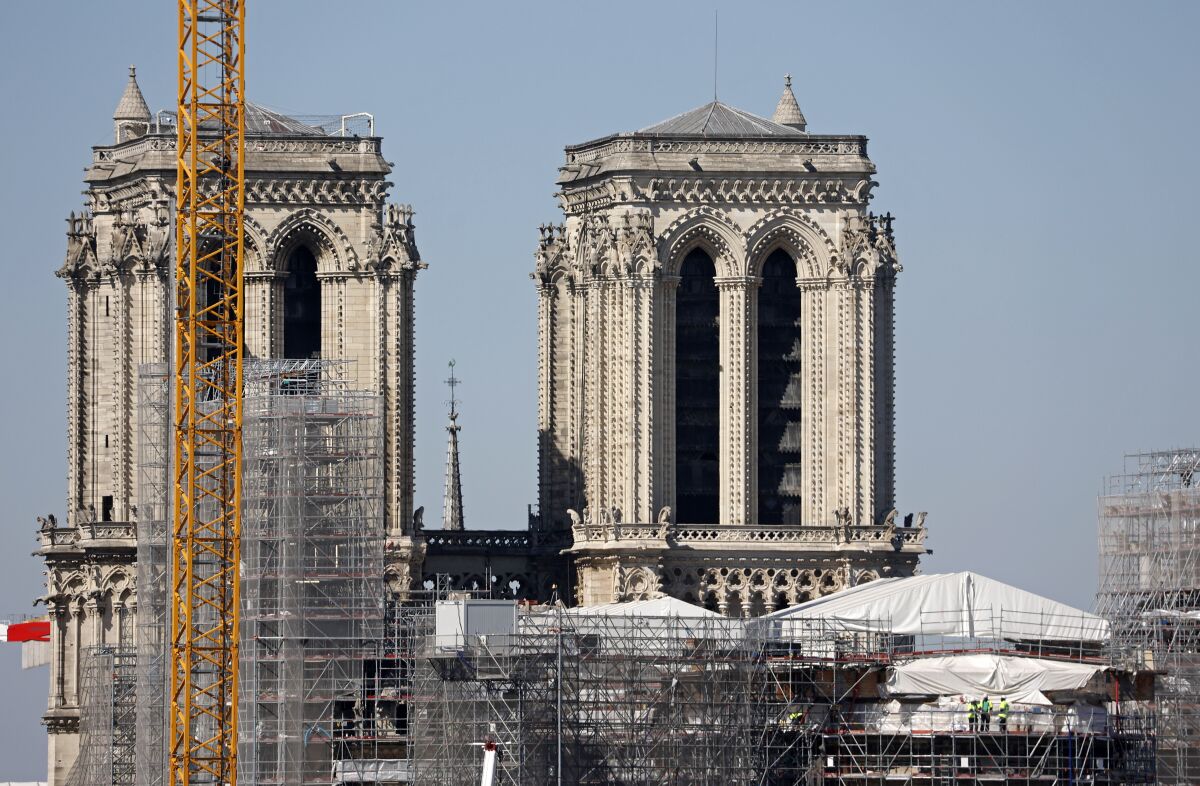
[72,646,138,786]
[136,364,171,786]
[1096,449,1200,784]
[401,603,1153,785]
[238,359,386,786]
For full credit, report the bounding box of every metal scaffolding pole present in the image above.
[1096,449,1200,785]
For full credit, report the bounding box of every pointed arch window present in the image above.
[283,246,320,359]
[675,248,719,524]
[757,249,802,524]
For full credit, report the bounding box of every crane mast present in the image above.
[171,3,245,786]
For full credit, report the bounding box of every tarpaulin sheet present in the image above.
[759,572,1109,642]
[883,653,1105,705]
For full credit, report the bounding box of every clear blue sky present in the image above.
[1,1,1197,777]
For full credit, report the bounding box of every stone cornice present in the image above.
[91,176,391,210]
[558,174,875,215]
[92,133,383,165]
[563,134,870,161]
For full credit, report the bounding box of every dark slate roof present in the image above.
[638,100,805,138]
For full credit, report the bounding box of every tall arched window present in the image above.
[283,246,320,359]
[675,248,719,523]
[757,249,802,524]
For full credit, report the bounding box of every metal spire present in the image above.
[441,360,465,531]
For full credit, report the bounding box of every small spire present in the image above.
[113,65,151,143]
[441,360,465,531]
[772,73,807,132]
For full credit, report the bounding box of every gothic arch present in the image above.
[55,571,87,598]
[745,210,838,279]
[241,214,270,274]
[658,207,744,278]
[267,208,357,274]
[100,567,132,598]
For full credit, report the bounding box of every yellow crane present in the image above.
[171,2,245,786]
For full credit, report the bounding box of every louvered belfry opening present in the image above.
[675,248,719,524]
[283,245,321,359]
[757,249,803,524]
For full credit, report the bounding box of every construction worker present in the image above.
[980,695,992,731]
[966,698,978,732]
[998,697,1010,733]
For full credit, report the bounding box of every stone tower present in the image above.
[37,69,423,785]
[534,78,926,611]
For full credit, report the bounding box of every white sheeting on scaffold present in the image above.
[559,596,722,618]
[759,572,1109,642]
[522,596,743,650]
[883,653,1107,705]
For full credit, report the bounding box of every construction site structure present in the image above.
[238,360,385,786]
[1096,449,1200,784]
[391,590,1155,785]
[72,646,137,786]
[171,2,247,786]
[137,365,172,786]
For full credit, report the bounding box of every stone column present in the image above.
[626,274,655,523]
[243,271,280,359]
[318,272,349,362]
[376,267,416,537]
[535,280,555,523]
[872,275,897,518]
[115,273,133,521]
[853,278,876,524]
[798,280,827,525]
[48,600,64,709]
[716,277,756,525]
[658,276,679,517]
[582,276,604,516]
[65,280,85,526]
[85,597,102,651]
[68,606,83,706]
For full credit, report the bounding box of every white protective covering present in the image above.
[760,572,1109,643]
[522,596,742,652]
[842,697,1105,734]
[561,596,722,619]
[884,653,1107,705]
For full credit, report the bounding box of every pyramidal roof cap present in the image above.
[113,66,151,122]
[771,74,807,131]
[638,100,804,138]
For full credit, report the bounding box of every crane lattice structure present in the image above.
[170,3,245,786]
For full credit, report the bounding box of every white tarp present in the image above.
[759,572,1109,643]
[522,596,742,652]
[884,653,1106,705]
[560,596,722,619]
[841,696,1106,734]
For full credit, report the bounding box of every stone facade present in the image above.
[33,70,929,785]
[533,82,927,610]
[37,70,423,785]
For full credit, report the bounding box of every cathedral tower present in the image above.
[535,79,926,610]
[38,69,423,785]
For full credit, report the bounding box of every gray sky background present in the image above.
[1,1,1197,777]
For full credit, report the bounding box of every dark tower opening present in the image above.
[283,246,320,359]
[675,248,719,523]
[757,249,802,524]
